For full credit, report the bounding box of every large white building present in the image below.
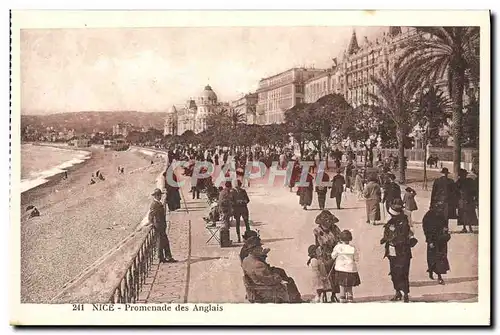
[303,27,420,106]
[164,85,222,136]
[231,93,258,125]
[255,68,325,125]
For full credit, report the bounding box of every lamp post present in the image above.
[422,117,430,190]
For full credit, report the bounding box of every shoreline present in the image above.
[20,148,165,303]
[20,142,93,195]
[20,154,92,199]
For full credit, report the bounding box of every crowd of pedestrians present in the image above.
[145,142,478,303]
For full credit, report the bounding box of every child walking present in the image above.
[307,245,331,303]
[331,230,361,303]
[403,187,418,229]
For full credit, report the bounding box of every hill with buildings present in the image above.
[21,111,166,134]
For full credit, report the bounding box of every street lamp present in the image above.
[422,116,430,190]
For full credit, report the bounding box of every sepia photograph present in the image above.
[9,10,490,326]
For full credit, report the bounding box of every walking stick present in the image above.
[179,184,189,214]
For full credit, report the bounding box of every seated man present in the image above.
[241,237,302,303]
[239,230,260,262]
[205,183,219,204]
[203,201,220,227]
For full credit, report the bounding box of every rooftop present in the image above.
[259,67,322,82]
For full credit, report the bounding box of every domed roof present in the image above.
[199,85,218,102]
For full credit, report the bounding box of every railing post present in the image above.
[107,226,157,304]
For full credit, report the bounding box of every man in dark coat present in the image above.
[382,174,402,213]
[431,168,458,225]
[344,161,354,191]
[219,181,236,230]
[315,171,330,210]
[149,188,177,263]
[330,169,345,210]
[233,180,251,242]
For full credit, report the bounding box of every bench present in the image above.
[243,275,289,303]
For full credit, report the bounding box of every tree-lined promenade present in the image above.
[156,27,479,184]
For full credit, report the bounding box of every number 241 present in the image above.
[72,304,84,311]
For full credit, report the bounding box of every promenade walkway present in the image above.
[138,167,478,304]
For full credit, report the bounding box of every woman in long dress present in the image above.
[456,169,479,233]
[289,159,301,192]
[298,171,314,210]
[380,199,414,302]
[363,174,382,225]
[354,170,364,200]
[164,167,181,212]
[422,207,451,284]
[313,210,342,302]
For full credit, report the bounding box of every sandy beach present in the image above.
[20,148,164,303]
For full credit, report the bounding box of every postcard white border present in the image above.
[9,10,491,326]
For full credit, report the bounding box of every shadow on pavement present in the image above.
[450,230,479,235]
[353,292,477,303]
[249,221,266,227]
[412,292,478,302]
[306,207,365,212]
[260,237,295,244]
[410,276,478,287]
[349,294,395,303]
[189,256,223,265]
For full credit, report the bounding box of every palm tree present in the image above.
[228,108,246,129]
[368,67,421,183]
[397,27,480,179]
[416,85,452,146]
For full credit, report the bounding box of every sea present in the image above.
[20,144,92,193]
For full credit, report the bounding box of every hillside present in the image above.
[21,111,166,133]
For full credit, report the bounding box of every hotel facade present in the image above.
[164,85,223,136]
[255,68,325,125]
[304,27,420,107]
[231,93,258,125]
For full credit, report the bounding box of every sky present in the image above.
[21,26,387,115]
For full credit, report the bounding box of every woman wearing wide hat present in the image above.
[380,199,417,302]
[422,207,451,284]
[313,210,342,302]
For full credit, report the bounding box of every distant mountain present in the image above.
[21,111,166,133]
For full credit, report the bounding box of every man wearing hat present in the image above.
[149,188,177,263]
[382,173,402,214]
[431,168,458,225]
[219,181,236,230]
[241,237,302,303]
[239,230,260,262]
[330,169,346,210]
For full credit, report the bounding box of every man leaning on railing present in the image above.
[148,188,178,263]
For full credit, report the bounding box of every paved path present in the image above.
[140,168,478,304]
